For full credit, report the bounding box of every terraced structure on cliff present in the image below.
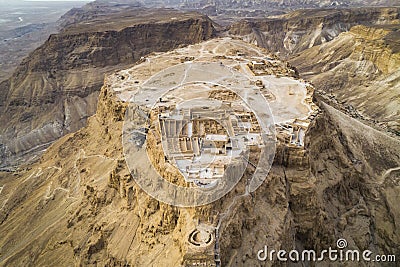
[110,38,317,208]
[0,38,321,266]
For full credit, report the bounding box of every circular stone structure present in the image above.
[188,228,214,247]
[122,61,276,207]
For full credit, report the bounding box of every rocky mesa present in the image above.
[0,36,399,267]
[0,3,400,267]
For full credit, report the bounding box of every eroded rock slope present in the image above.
[229,7,399,56]
[290,24,400,136]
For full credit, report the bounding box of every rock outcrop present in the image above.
[0,8,215,169]
[229,7,399,56]
[290,23,400,136]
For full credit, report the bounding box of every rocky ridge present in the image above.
[229,7,400,56]
[290,23,400,136]
[149,0,399,10]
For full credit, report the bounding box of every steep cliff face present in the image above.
[1,37,398,267]
[0,37,293,266]
[229,7,400,56]
[305,102,400,260]
[0,83,187,266]
[0,9,215,169]
[57,1,144,28]
[290,24,400,136]
[218,101,400,267]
